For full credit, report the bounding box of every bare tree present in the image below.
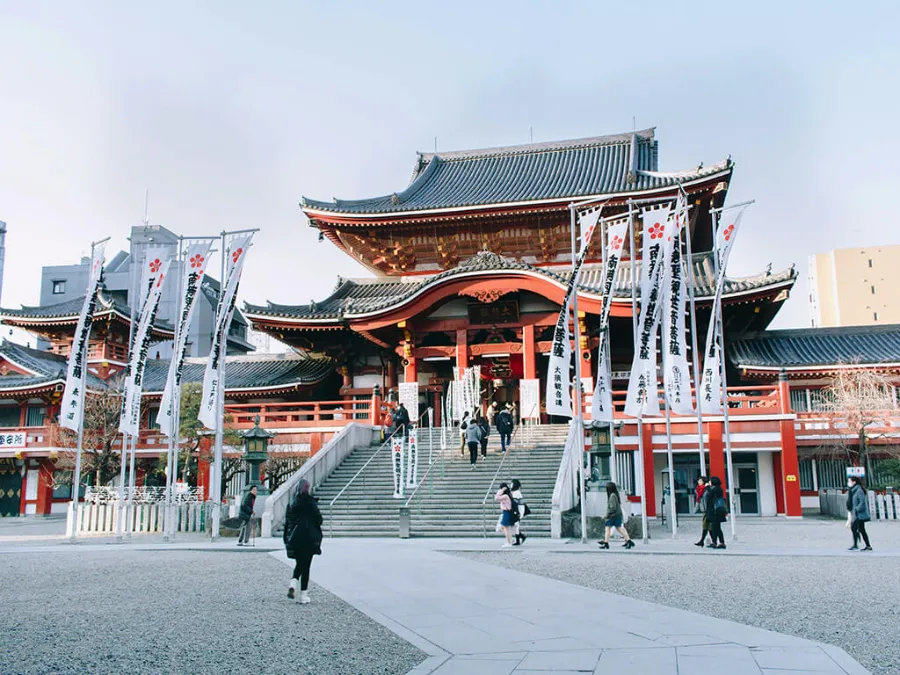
[264,449,308,493]
[816,367,900,478]
[50,375,125,490]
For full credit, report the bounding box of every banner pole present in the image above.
[599,217,617,485]
[664,394,677,538]
[710,209,738,541]
[627,201,649,543]
[679,186,708,480]
[569,204,588,545]
[211,231,227,541]
[66,241,96,542]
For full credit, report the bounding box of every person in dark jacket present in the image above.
[846,476,872,551]
[392,403,411,438]
[465,416,483,469]
[599,482,634,549]
[237,486,257,546]
[704,476,727,549]
[694,476,709,547]
[496,406,514,453]
[478,413,490,457]
[284,479,323,603]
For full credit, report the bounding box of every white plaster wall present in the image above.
[25,504,36,515]
[757,452,778,516]
[25,469,38,500]
[50,502,69,514]
[353,373,382,390]
[801,495,820,510]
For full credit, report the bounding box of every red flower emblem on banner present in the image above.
[610,235,623,251]
[190,254,205,269]
[648,222,664,240]
[232,247,243,263]
[149,258,162,273]
[723,224,735,241]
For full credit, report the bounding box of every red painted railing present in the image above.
[224,399,372,429]
[602,385,781,418]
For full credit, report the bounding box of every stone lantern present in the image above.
[241,415,275,500]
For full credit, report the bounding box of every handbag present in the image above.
[522,503,531,518]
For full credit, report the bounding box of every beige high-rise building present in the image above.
[808,245,900,327]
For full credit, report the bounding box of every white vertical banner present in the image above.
[700,207,747,414]
[398,382,419,422]
[159,242,214,437]
[199,234,254,430]
[519,379,540,420]
[406,427,418,488]
[663,197,695,415]
[591,220,628,423]
[579,208,603,254]
[119,259,172,436]
[391,435,405,498]
[60,242,107,431]
[546,297,573,417]
[624,205,672,418]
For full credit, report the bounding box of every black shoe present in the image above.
[694,541,705,547]
[623,540,635,549]
[717,544,727,549]
[848,545,859,551]
[707,543,718,548]
[287,587,295,599]
[520,533,527,544]
[598,541,609,549]
[863,546,873,551]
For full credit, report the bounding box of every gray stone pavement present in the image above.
[2,516,892,674]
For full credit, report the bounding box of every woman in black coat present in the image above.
[704,476,727,549]
[284,479,323,604]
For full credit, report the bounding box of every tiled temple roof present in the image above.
[246,251,796,322]
[301,129,732,216]
[0,341,333,396]
[0,290,174,334]
[731,325,900,370]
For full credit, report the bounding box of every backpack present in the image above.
[713,496,727,520]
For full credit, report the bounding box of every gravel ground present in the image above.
[455,551,900,675]
[0,550,425,675]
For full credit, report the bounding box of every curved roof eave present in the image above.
[301,166,732,222]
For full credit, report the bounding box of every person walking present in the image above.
[846,476,873,551]
[459,411,470,457]
[486,401,498,426]
[598,482,634,549]
[511,479,528,545]
[236,485,257,546]
[465,415,482,469]
[704,476,727,549]
[495,482,517,547]
[694,476,709,547]
[393,402,411,438]
[496,405,514,454]
[284,480,323,604]
[478,412,490,457]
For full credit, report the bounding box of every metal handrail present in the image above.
[480,424,522,537]
[328,426,402,536]
[404,457,438,509]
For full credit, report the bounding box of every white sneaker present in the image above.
[502,543,512,548]
[299,590,311,604]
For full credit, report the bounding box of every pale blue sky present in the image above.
[1,1,898,329]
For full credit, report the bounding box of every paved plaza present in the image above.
[0,517,896,674]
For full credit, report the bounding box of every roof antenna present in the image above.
[434,136,437,153]
[142,189,149,226]
[632,116,636,132]
[530,126,533,144]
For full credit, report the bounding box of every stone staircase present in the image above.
[314,424,569,538]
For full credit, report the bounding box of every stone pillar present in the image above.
[777,372,803,517]
[522,325,536,380]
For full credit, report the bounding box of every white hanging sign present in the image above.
[398,382,419,423]
[519,379,540,420]
[199,234,254,430]
[406,427,418,488]
[159,241,214,437]
[625,205,672,418]
[662,196,695,416]
[700,207,747,414]
[60,241,107,432]
[391,435,405,498]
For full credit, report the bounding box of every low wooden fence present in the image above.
[76,501,224,534]
[819,489,900,521]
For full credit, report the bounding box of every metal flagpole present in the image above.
[710,208,738,540]
[67,238,108,541]
[117,244,142,541]
[627,201,649,543]
[164,238,185,541]
[569,204,588,545]
[599,217,617,484]
[211,231,227,541]
[663,395,677,538]
[679,185,708,483]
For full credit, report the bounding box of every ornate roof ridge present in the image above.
[414,128,655,164]
[181,351,326,365]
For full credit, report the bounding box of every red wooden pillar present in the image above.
[641,424,656,517]
[456,329,468,372]
[197,436,212,499]
[36,460,54,515]
[522,325,536,380]
[772,451,786,514]
[309,432,324,456]
[404,358,417,384]
[433,391,441,426]
[777,373,803,517]
[370,387,383,426]
[708,422,726,492]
